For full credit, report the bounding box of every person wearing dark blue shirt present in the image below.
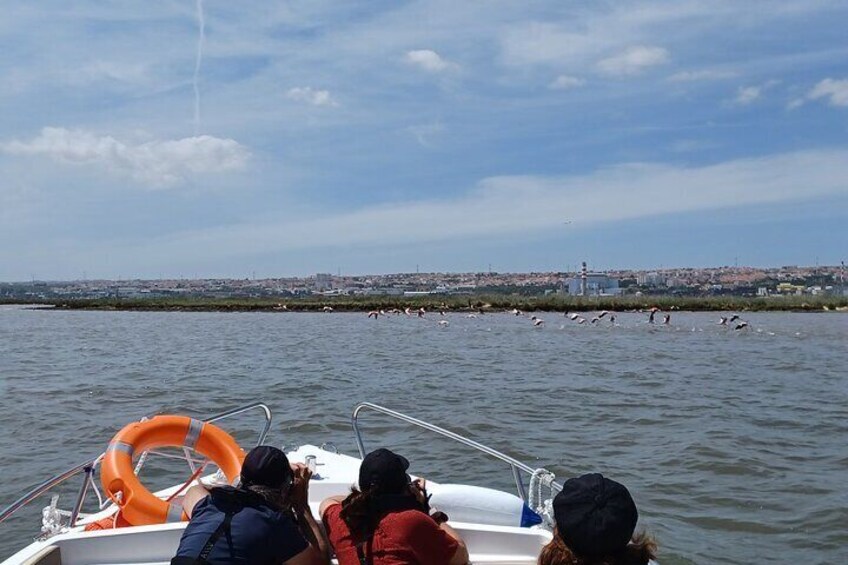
[172,445,330,565]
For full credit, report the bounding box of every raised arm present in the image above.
[284,465,331,565]
[441,521,470,565]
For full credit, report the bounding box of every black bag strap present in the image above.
[198,511,234,560]
[171,511,234,565]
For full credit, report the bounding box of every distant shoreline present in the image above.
[5,295,846,313]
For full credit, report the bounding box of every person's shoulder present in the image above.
[321,502,347,537]
[322,502,343,521]
[187,493,215,518]
[265,505,298,529]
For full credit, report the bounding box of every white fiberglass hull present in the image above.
[2,445,551,565]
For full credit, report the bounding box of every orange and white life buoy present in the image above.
[100,415,244,526]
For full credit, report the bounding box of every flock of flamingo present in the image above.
[335,305,757,331]
[271,302,760,331]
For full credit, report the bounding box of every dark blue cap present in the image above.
[240,445,292,489]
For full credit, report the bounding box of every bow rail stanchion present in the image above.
[350,402,562,504]
[0,402,273,528]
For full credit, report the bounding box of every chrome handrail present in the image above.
[0,402,273,527]
[351,402,562,502]
[0,458,100,527]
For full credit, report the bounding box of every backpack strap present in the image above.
[171,511,234,565]
[198,511,234,561]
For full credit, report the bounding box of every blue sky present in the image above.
[1,1,846,280]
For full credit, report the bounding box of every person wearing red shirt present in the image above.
[319,448,469,565]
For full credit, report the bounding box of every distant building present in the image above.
[776,282,804,295]
[566,274,621,296]
[637,272,666,287]
[313,273,333,291]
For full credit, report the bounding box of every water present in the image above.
[0,307,846,563]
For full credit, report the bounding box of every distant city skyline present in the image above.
[1,2,846,281]
[3,261,844,285]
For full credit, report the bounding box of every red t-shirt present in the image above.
[323,503,459,565]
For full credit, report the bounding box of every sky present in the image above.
[1,0,846,281]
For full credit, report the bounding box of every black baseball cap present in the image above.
[240,445,293,489]
[553,473,638,558]
[358,448,410,493]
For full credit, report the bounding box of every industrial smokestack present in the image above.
[581,261,587,297]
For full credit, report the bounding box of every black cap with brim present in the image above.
[358,448,410,494]
[553,473,638,558]
[240,445,293,489]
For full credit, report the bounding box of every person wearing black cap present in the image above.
[319,448,469,565]
[538,473,657,565]
[172,445,331,565]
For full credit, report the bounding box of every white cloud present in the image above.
[786,98,805,110]
[73,61,152,86]
[407,122,445,147]
[597,46,669,76]
[2,128,249,188]
[668,69,737,82]
[806,78,848,107]
[285,86,338,107]
[120,148,848,260]
[733,80,779,105]
[549,75,586,90]
[734,86,762,105]
[404,49,457,72]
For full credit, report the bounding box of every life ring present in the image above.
[100,415,244,526]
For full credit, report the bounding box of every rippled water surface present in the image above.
[1,307,846,563]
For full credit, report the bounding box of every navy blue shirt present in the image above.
[174,487,308,564]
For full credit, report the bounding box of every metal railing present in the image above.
[0,402,272,528]
[351,402,561,503]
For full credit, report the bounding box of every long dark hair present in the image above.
[538,529,657,565]
[339,485,425,543]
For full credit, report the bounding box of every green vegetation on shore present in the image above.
[5,294,847,312]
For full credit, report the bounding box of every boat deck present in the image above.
[4,445,551,565]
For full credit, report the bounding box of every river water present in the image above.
[0,306,846,563]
